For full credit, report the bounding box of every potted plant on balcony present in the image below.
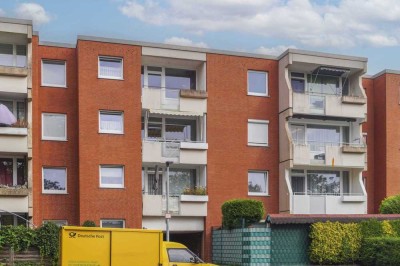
[180,186,208,202]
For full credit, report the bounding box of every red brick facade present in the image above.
[31,35,400,262]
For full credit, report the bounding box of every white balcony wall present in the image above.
[0,134,28,153]
[142,87,207,114]
[180,97,207,113]
[292,144,365,168]
[0,196,28,212]
[142,194,207,217]
[142,140,207,165]
[292,195,366,214]
[0,76,28,96]
[292,92,366,119]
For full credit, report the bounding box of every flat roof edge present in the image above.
[0,16,32,25]
[278,48,368,63]
[39,41,76,48]
[77,35,277,60]
[371,69,400,79]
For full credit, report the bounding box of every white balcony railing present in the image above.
[292,192,366,214]
[142,194,208,216]
[292,141,366,167]
[292,92,366,119]
[142,140,208,165]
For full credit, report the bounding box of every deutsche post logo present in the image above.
[68,232,77,238]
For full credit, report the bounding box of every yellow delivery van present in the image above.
[60,226,217,266]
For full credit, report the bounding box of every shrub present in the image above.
[0,225,36,252]
[82,220,96,227]
[221,199,265,229]
[379,194,400,214]
[360,237,400,266]
[359,219,384,238]
[35,222,60,264]
[389,220,400,236]
[183,186,207,195]
[309,221,361,265]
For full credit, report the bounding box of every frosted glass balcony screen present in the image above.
[0,44,13,66]
[16,45,27,67]
[42,114,66,140]
[42,61,66,87]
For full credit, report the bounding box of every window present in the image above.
[42,167,67,194]
[142,65,197,99]
[99,111,124,134]
[168,248,203,263]
[42,60,67,87]
[100,165,124,188]
[248,71,268,96]
[98,57,123,79]
[248,171,268,196]
[0,214,28,227]
[143,116,198,142]
[42,113,67,141]
[0,157,26,186]
[169,169,196,195]
[100,219,125,228]
[0,43,26,67]
[248,119,269,146]
[0,100,26,122]
[291,72,305,93]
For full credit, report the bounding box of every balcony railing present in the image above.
[292,192,367,214]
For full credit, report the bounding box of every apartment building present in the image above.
[278,50,368,215]
[0,18,33,226]
[2,16,400,261]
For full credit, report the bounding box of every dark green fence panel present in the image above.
[271,224,310,265]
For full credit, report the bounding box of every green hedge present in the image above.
[82,220,96,227]
[379,194,400,214]
[221,199,265,229]
[0,223,60,264]
[309,221,361,265]
[360,237,400,266]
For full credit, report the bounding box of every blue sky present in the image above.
[1,0,400,74]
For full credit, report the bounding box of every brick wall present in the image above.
[205,53,279,260]
[32,37,79,225]
[76,40,142,228]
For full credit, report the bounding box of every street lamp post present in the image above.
[165,161,173,241]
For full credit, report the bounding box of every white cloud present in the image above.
[119,0,400,48]
[164,37,208,48]
[255,45,297,56]
[15,3,51,25]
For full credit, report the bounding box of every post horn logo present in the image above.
[69,232,77,238]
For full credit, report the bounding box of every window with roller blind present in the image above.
[248,119,269,146]
[99,165,124,188]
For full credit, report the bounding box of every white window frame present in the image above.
[248,171,269,196]
[42,167,67,194]
[248,119,269,147]
[98,56,123,80]
[100,219,125,228]
[42,113,67,141]
[99,165,125,188]
[99,110,124,134]
[41,60,67,87]
[247,70,268,97]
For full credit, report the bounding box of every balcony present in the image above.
[292,193,366,214]
[292,142,365,168]
[142,140,207,165]
[142,87,207,115]
[142,194,208,217]
[292,92,366,119]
